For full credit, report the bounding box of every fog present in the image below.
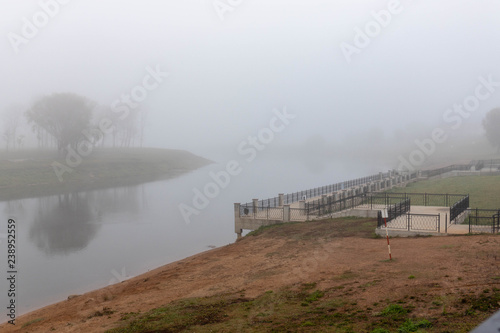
[3,1,500,318]
[2,0,500,165]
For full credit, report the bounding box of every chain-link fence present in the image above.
[466,209,500,234]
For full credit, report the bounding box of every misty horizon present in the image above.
[1,0,500,166]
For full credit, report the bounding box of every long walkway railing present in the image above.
[242,171,395,210]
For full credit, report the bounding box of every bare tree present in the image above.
[138,107,148,147]
[2,104,23,151]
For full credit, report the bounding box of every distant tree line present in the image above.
[483,108,500,153]
[2,92,148,154]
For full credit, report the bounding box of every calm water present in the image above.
[0,154,385,316]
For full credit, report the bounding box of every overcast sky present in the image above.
[2,0,500,158]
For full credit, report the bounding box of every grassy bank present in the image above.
[4,217,500,332]
[0,148,211,201]
[103,218,499,333]
[387,175,500,209]
[106,282,498,333]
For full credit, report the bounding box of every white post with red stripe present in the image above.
[381,208,392,260]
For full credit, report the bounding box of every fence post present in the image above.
[283,205,290,222]
[407,214,411,231]
[234,203,242,239]
[279,193,284,207]
[252,199,259,218]
[469,210,472,233]
[438,214,440,233]
[497,211,500,233]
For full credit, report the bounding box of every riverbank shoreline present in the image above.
[0,147,212,201]
[1,218,498,332]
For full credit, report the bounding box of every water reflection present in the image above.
[29,193,99,255]
[28,185,147,255]
[3,199,26,217]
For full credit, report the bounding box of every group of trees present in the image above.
[3,92,500,155]
[2,104,25,151]
[2,93,148,154]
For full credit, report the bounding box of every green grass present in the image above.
[388,176,500,209]
[0,148,210,201]
[21,317,44,328]
[379,304,408,318]
[105,288,500,332]
[398,318,432,332]
[246,217,378,240]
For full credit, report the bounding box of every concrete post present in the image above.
[279,193,284,207]
[298,200,306,217]
[284,205,291,222]
[252,199,258,216]
[321,194,327,205]
[379,172,383,180]
[234,203,242,239]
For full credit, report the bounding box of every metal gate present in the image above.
[494,214,500,233]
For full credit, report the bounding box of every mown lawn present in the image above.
[0,148,210,201]
[387,176,500,209]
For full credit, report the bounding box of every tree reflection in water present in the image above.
[28,185,147,255]
[29,193,99,255]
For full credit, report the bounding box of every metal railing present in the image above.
[240,192,372,220]
[466,209,500,234]
[408,214,440,232]
[305,193,368,217]
[290,208,308,221]
[370,192,467,208]
[359,193,407,209]
[421,163,473,178]
[421,159,500,178]
[241,171,397,209]
[377,198,411,227]
[450,195,469,222]
[378,212,440,232]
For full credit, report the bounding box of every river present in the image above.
[0,153,387,316]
